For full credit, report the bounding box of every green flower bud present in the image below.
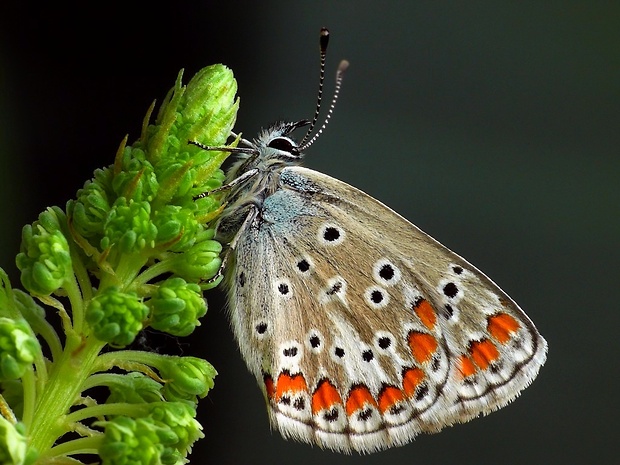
[149,402,203,456]
[70,167,113,240]
[180,64,239,147]
[0,418,29,465]
[101,198,158,254]
[144,65,238,213]
[0,318,39,380]
[153,157,196,203]
[99,415,183,465]
[169,239,222,283]
[85,287,149,347]
[148,278,206,337]
[107,372,164,404]
[112,147,159,202]
[16,208,72,296]
[152,205,199,252]
[158,356,216,402]
[153,65,238,159]
[0,270,13,320]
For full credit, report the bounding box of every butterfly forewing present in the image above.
[223,165,547,453]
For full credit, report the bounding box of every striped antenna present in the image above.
[298,59,348,152]
[300,28,331,146]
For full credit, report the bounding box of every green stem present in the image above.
[115,253,148,288]
[81,372,163,396]
[63,273,84,334]
[69,243,94,304]
[97,252,147,293]
[132,259,170,289]
[80,372,131,391]
[21,305,63,365]
[64,402,150,425]
[40,436,103,461]
[27,336,106,455]
[21,367,37,427]
[92,350,169,374]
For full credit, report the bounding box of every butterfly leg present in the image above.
[195,168,259,199]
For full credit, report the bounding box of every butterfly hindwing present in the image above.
[225,165,547,453]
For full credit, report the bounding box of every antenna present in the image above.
[300,27,330,146]
[298,59,348,152]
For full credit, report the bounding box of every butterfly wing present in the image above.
[225,166,547,453]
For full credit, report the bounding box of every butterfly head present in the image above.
[254,119,312,161]
[221,119,310,184]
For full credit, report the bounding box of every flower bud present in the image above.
[0,318,39,381]
[16,208,72,296]
[148,278,206,337]
[158,356,216,402]
[85,287,149,347]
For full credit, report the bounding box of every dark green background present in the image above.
[2,2,618,464]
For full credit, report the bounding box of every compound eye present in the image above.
[267,137,297,154]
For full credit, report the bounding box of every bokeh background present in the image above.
[1,2,618,464]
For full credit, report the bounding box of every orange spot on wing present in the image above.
[312,379,342,414]
[414,299,437,330]
[458,355,477,378]
[264,374,275,399]
[488,313,520,344]
[402,367,425,397]
[378,386,405,413]
[345,385,377,416]
[275,372,308,400]
[469,339,500,370]
[408,331,438,363]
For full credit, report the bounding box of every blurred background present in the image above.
[1,2,618,464]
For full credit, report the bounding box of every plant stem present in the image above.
[39,436,103,461]
[28,336,105,456]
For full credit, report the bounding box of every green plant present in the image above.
[0,64,238,464]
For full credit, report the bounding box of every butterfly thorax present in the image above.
[215,121,308,244]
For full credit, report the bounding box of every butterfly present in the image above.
[193,28,547,454]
